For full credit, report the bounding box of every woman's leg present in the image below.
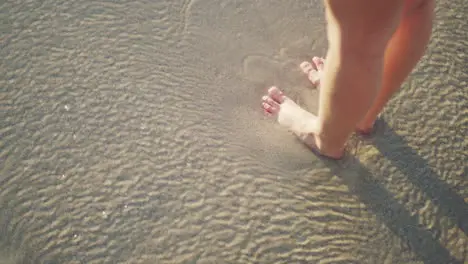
[301,0,435,133]
[301,0,434,133]
[356,0,435,133]
[261,0,434,159]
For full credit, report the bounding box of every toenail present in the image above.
[266,97,276,104]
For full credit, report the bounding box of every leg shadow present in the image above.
[322,156,462,264]
[372,119,468,235]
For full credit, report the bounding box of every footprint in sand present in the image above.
[242,54,282,86]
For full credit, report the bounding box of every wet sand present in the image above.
[0,0,467,263]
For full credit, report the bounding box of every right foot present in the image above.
[300,57,377,135]
[261,86,344,159]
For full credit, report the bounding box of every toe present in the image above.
[312,57,325,71]
[262,101,280,115]
[300,61,314,74]
[267,86,285,104]
[262,95,280,108]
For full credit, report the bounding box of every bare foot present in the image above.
[261,86,344,159]
[300,56,324,87]
[300,57,377,134]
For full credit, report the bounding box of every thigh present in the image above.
[324,0,405,57]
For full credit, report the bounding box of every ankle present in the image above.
[313,119,348,158]
[356,119,376,134]
[313,133,346,159]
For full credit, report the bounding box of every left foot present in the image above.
[261,86,344,159]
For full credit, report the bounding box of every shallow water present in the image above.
[0,0,467,263]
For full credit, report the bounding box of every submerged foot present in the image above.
[261,86,344,159]
[300,56,325,87]
[300,57,377,135]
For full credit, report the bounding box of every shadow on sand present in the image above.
[320,119,466,264]
[373,119,468,236]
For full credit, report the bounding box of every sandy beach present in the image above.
[0,0,466,263]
